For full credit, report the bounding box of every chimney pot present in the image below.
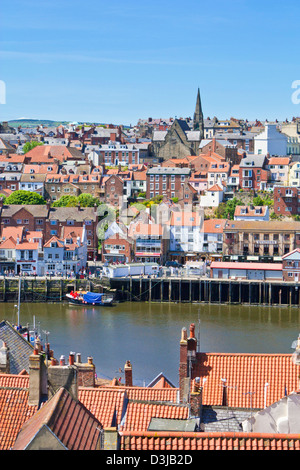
[69,352,75,365]
[60,355,65,366]
[189,323,195,339]
[87,356,93,365]
[76,353,82,363]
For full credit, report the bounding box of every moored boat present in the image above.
[66,290,114,306]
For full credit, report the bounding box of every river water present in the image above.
[2,301,300,386]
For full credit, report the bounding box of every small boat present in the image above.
[66,290,114,306]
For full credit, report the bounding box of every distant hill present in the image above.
[7,119,86,128]
[6,119,130,129]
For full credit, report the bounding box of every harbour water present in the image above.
[2,301,300,386]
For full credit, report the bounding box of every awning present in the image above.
[135,252,161,257]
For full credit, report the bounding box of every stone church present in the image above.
[150,89,204,160]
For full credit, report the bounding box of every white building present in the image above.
[42,229,87,275]
[169,211,203,254]
[234,205,269,221]
[254,123,287,156]
[201,219,226,254]
[200,183,224,207]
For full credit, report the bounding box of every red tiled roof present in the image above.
[193,352,298,409]
[119,430,300,450]
[0,374,38,450]
[120,402,189,432]
[78,387,127,429]
[13,387,102,450]
[203,219,226,233]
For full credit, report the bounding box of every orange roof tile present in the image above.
[119,430,300,450]
[203,219,226,233]
[193,352,299,409]
[120,402,189,432]
[78,387,127,429]
[0,374,38,450]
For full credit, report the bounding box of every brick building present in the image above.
[146,167,191,200]
[282,249,300,282]
[46,205,98,261]
[239,154,270,190]
[102,232,134,263]
[274,186,300,216]
[103,174,124,207]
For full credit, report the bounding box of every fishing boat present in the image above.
[66,290,114,306]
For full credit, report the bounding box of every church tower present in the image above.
[193,88,204,139]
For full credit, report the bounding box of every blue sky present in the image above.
[1,0,300,125]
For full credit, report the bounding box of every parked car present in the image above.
[165,261,182,268]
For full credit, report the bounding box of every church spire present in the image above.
[193,88,204,138]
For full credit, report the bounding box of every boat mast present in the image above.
[17,277,21,326]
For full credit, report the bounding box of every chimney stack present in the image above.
[28,348,48,406]
[0,341,10,374]
[124,360,133,387]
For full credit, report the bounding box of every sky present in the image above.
[1,0,300,125]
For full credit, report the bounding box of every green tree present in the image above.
[52,195,78,207]
[5,190,46,205]
[23,141,43,154]
[214,197,243,220]
[77,193,100,207]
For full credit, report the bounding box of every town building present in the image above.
[254,123,288,156]
[234,205,269,221]
[146,167,191,200]
[128,222,166,264]
[266,156,290,187]
[150,90,204,160]
[223,219,300,259]
[282,248,300,282]
[273,186,300,217]
[210,261,283,280]
[169,211,203,262]
[102,232,134,263]
[239,154,270,190]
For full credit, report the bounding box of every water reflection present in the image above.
[1,301,300,386]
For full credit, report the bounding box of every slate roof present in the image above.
[0,321,34,374]
[0,204,49,218]
[48,206,97,221]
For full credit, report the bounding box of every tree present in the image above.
[52,194,100,207]
[77,193,100,207]
[52,195,78,207]
[214,197,243,220]
[23,141,43,154]
[5,190,46,205]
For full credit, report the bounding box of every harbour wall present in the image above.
[0,277,107,303]
[1,276,300,307]
[110,277,300,307]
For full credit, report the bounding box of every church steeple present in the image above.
[193,88,204,138]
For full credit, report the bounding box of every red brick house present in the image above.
[274,186,300,216]
[146,167,191,200]
[239,154,270,190]
[282,248,300,281]
[103,174,124,207]
[102,232,134,263]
